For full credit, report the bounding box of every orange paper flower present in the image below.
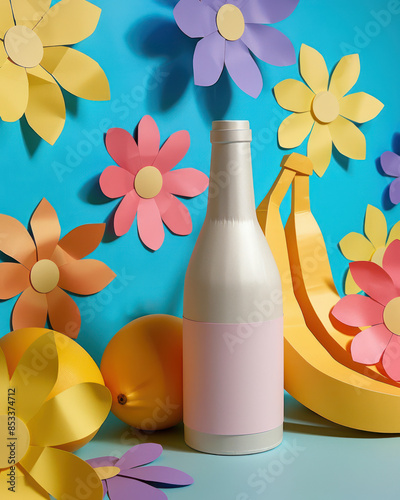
[0,199,116,337]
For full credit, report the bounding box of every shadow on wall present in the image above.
[127,16,232,121]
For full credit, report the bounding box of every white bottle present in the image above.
[183,120,283,455]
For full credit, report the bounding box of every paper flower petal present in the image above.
[339,232,375,261]
[47,287,81,338]
[0,263,30,299]
[278,112,314,149]
[11,0,51,29]
[113,191,140,237]
[389,178,400,205]
[274,79,315,113]
[107,475,167,500]
[344,269,361,295]
[12,287,48,330]
[382,240,400,290]
[382,335,400,381]
[58,224,106,260]
[0,0,14,38]
[193,32,225,87]
[105,128,141,175]
[10,332,58,423]
[332,294,384,327]
[299,44,329,94]
[138,115,160,167]
[115,443,163,469]
[241,24,295,67]
[124,466,194,486]
[381,151,400,177]
[28,383,111,447]
[0,61,29,122]
[0,214,36,268]
[364,205,387,250]
[162,168,209,197]
[350,261,397,305]
[339,92,384,124]
[388,220,400,245]
[137,198,164,251]
[0,465,49,499]
[225,39,262,98]
[154,130,190,175]
[307,122,332,177]
[30,199,61,261]
[0,347,9,414]
[20,446,104,500]
[100,166,135,199]
[329,53,360,99]
[241,0,299,24]
[41,47,110,100]
[329,115,366,160]
[58,259,116,295]
[87,457,118,469]
[34,0,101,46]
[351,324,391,365]
[25,66,66,145]
[157,192,192,235]
[173,0,217,38]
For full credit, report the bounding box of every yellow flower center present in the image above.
[30,259,60,294]
[94,466,121,481]
[311,91,340,124]
[216,4,245,41]
[383,297,400,336]
[134,166,163,199]
[4,25,44,68]
[0,415,30,468]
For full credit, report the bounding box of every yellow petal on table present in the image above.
[11,0,51,30]
[0,214,36,268]
[388,220,400,245]
[329,53,360,99]
[0,61,29,122]
[278,111,314,149]
[0,465,49,499]
[0,347,9,415]
[30,199,61,260]
[364,205,387,250]
[339,92,384,124]
[344,268,361,295]
[34,0,101,46]
[299,44,329,94]
[20,446,104,500]
[328,115,366,160]
[0,0,14,39]
[41,47,110,101]
[307,122,332,177]
[28,383,111,447]
[339,232,375,261]
[10,332,58,424]
[274,79,314,113]
[25,65,65,145]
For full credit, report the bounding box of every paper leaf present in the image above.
[351,325,391,365]
[329,53,360,99]
[59,224,106,260]
[364,205,387,250]
[328,115,366,160]
[299,44,329,94]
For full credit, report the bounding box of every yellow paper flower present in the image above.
[0,331,111,499]
[339,205,400,294]
[0,0,110,144]
[274,44,384,176]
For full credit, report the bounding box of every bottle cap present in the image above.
[210,120,252,144]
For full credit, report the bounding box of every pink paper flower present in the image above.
[100,116,209,251]
[332,240,400,381]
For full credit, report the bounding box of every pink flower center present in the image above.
[311,91,339,124]
[4,25,43,68]
[134,166,163,199]
[383,297,400,336]
[216,4,245,41]
[0,415,30,468]
[30,259,60,294]
[94,466,121,481]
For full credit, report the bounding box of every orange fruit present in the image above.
[0,327,106,451]
[101,314,183,430]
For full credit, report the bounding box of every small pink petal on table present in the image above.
[332,294,384,327]
[349,261,398,305]
[351,324,391,365]
[105,128,141,175]
[100,165,135,199]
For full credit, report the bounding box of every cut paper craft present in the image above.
[100,115,209,251]
[0,199,116,337]
[273,44,384,176]
[0,0,110,144]
[174,0,298,98]
[380,150,400,204]
[87,443,193,500]
[256,152,400,433]
[339,205,400,294]
[333,240,400,382]
[0,331,111,500]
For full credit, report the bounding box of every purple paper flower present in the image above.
[381,151,400,204]
[87,443,193,499]
[173,0,298,98]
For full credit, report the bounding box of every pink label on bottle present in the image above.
[183,317,283,436]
